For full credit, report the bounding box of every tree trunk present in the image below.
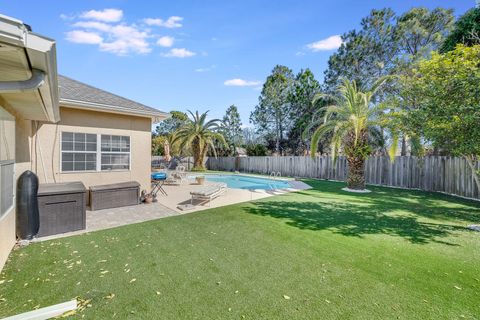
[192,138,204,170]
[346,155,366,190]
[465,155,480,195]
[344,130,368,190]
[400,135,407,156]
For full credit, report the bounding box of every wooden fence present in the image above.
[206,156,480,200]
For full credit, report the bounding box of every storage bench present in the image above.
[37,181,86,237]
[89,181,140,211]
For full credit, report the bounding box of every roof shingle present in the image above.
[58,75,168,119]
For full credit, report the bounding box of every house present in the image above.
[0,14,169,270]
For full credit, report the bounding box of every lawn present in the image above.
[0,180,479,319]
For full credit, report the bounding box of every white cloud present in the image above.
[64,9,187,56]
[65,30,103,44]
[60,13,75,21]
[144,16,183,28]
[157,36,174,47]
[195,65,215,72]
[224,79,261,87]
[306,35,343,51]
[99,25,151,55]
[73,21,112,32]
[67,17,151,55]
[80,8,123,22]
[161,48,196,58]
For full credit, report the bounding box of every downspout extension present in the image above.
[0,69,45,93]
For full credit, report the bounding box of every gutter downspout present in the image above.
[0,69,45,93]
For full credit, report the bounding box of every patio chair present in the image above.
[174,165,188,184]
[190,183,227,206]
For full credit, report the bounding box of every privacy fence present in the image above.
[205,156,480,200]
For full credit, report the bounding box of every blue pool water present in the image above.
[202,174,291,190]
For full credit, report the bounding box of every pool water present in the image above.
[202,174,291,190]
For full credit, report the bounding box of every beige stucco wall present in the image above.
[20,106,153,191]
[0,105,16,271]
[0,105,152,271]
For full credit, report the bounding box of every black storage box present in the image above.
[89,181,140,211]
[37,182,86,237]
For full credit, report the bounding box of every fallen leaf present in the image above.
[105,293,115,299]
[156,291,161,295]
[130,278,136,283]
[61,310,77,317]
[283,295,291,300]
[454,285,462,290]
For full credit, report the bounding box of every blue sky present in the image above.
[2,0,473,126]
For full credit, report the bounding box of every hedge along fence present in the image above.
[206,156,480,200]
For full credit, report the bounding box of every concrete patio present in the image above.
[35,176,311,241]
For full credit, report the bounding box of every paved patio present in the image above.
[35,176,311,241]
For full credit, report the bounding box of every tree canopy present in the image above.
[441,7,480,52]
[402,45,480,189]
[250,65,295,155]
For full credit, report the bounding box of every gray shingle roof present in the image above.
[58,75,168,119]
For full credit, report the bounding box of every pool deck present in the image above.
[34,175,311,242]
[159,177,311,213]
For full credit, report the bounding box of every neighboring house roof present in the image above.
[58,75,169,122]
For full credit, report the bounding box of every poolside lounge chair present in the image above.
[173,165,188,184]
[190,183,227,206]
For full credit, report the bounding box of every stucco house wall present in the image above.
[0,105,16,271]
[19,106,153,191]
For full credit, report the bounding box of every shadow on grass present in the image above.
[244,180,480,245]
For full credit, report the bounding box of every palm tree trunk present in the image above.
[192,138,203,169]
[345,130,368,190]
[346,155,366,189]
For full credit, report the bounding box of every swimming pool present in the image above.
[201,174,291,190]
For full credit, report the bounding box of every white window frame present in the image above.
[60,132,98,173]
[100,134,131,171]
[0,160,15,219]
[60,132,131,173]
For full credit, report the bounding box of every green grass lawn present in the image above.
[1,180,479,319]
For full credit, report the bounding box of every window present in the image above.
[0,161,14,217]
[101,135,130,170]
[60,132,130,172]
[61,132,97,172]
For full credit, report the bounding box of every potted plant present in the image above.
[195,176,205,185]
[144,194,154,204]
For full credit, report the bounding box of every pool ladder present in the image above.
[270,171,281,179]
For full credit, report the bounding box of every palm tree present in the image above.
[173,110,227,170]
[307,78,394,190]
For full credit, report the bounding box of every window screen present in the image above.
[61,132,97,172]
[101,135,130,170]
[0,161,14,217]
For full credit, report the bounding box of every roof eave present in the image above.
[60,99,170,123]
[0,14,59,122]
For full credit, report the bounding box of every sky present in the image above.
[1,0,474,127]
